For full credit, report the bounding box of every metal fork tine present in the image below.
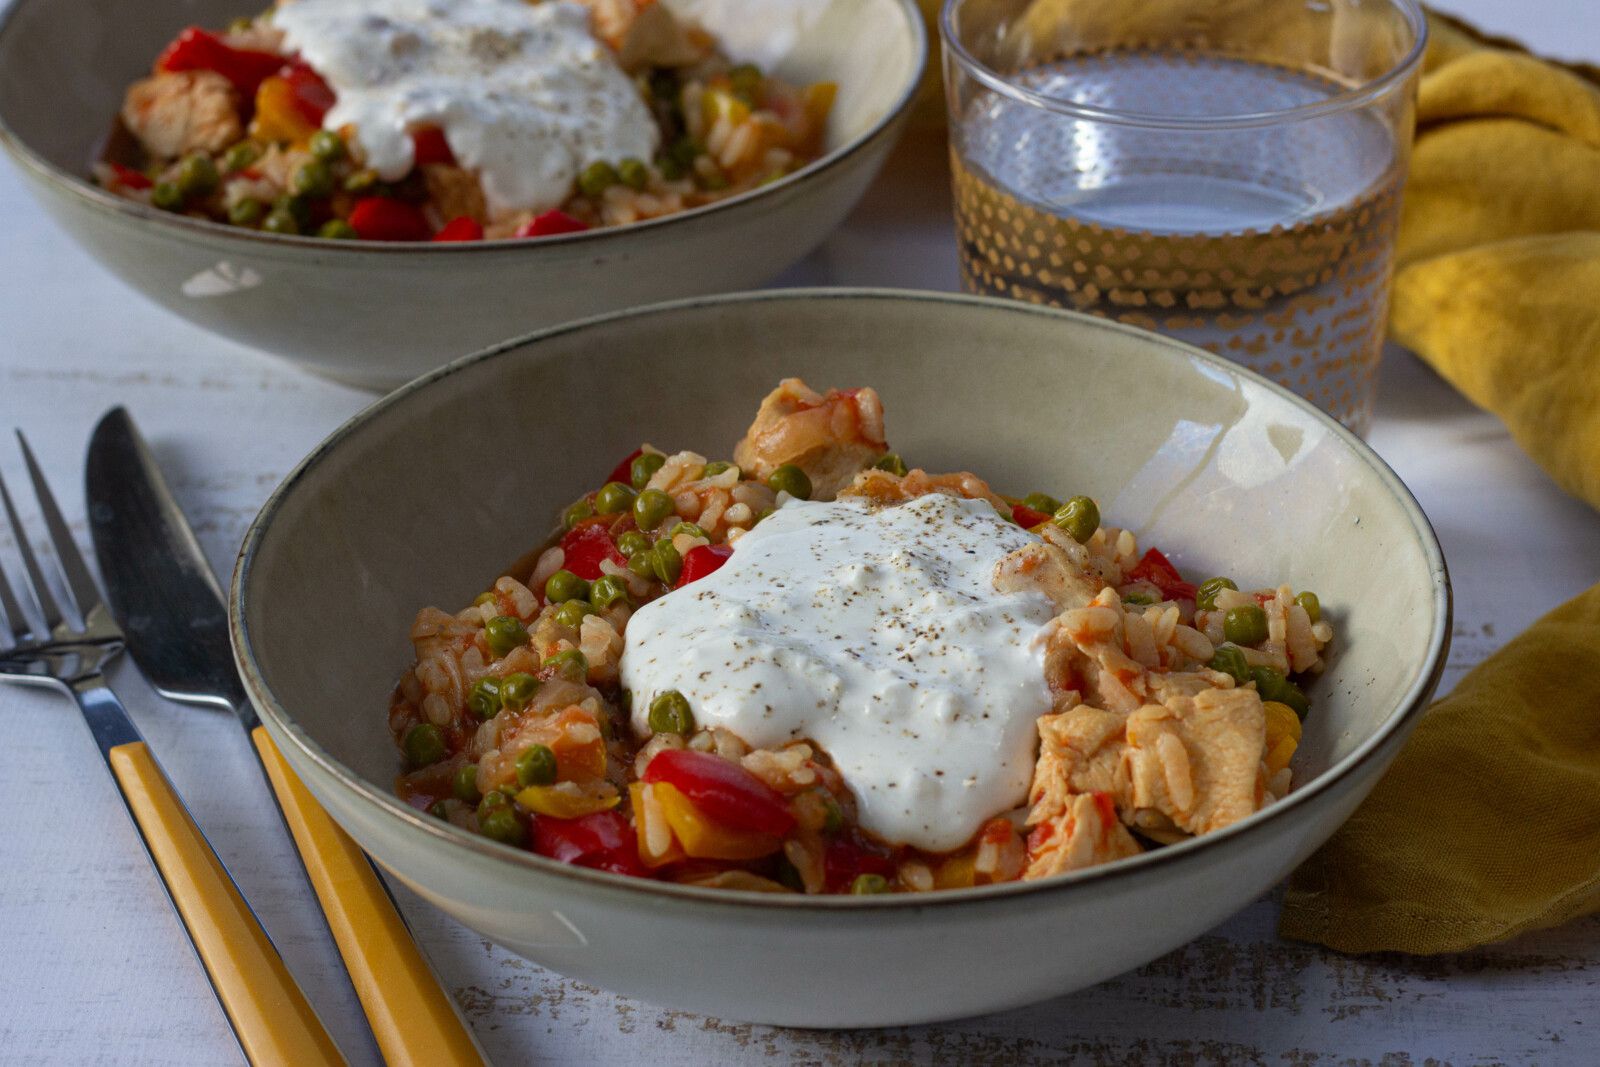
[0,464,61,635]
[18,432,102,624]
[0,555,27,646]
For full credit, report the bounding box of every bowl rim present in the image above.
[0,0,926,253]
[231,286,1452,911]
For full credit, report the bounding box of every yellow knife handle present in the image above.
[252,727,487,1067]
[107,741,347,1067]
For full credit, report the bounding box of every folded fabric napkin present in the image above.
[1390,12,1600,510]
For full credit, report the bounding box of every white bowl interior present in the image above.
[241,291,1445,804]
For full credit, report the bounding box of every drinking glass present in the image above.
[941,0,1426,434]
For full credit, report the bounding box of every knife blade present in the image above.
[86,407,247,718]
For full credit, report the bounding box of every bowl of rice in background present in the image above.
[0,0,925,388]
[232,288,1451,1027]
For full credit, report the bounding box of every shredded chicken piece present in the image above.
[733,378,887,500]
[1123,687,1267,836]
[422,164,488,225]
[1023,792,1143,879]
[841,467,1009,511]
[121,71,242,160]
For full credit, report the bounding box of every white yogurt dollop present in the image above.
[621,494,1057,852]
[274,0,658,215]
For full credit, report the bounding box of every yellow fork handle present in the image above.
[107,741,346,1067]
[252,727,487,1067]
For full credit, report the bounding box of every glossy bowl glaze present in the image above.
[0,0,924,389]
[232,289,1450,1027]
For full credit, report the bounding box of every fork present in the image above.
[0,432,346,1067]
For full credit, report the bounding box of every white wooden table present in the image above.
[3,2,1599,1063]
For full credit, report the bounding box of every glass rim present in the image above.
[939,0,1428,131]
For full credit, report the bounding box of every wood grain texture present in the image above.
[4,3,1600,1060]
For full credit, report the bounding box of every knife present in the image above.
[87,407,486,1067]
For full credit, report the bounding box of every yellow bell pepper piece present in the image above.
[654,782,781,860]
[249,75,318,146]
[701,86,751,130]
[628,783,685,868]
[515,782,619,819]
[934,851,977,890]
[802,82,838,127]
[1263,700,1302,775]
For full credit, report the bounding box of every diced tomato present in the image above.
[347,197,429,242]
[1125,547,1198,602]
[532,811,646,877]
[557,522,626,581]
[432,216,484,242]
[676,544,732,588]
[1011,503,1051,529]
[515,210,589,238]
[642,749,796,836]
[155,27,285,97]
[107,162,152,190]
[276,59,335,126]
[822,837,894,893]
[410,126,456,166]
[606,447,643,487]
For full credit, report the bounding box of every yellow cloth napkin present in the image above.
[1280,584,1600,954]
[1389,13,1600,510]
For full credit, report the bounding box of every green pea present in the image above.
[515,744,558,787]
[291,159,334,198]
[628,551,658,578]
[630,451,666,490]
[1295,591,1321,623]
[343,168,380,193]
[820,796,844,835]
[554,600,592,628]
[545,648,588,682]
[595,481,636,515]
[261,207,299,234]
[544,569,590,604]
[591,574,631,610]
[228,197,266,226]
[1052,496,1100,544]
[754,507,775,525]
[427,800,450,819]
[563,499,595,529]
[478,790,510,813]
[651,542,682,586]
[669,521,708,541]
[1207,644,1251,685]
[850,873,890,895]
[1250,666,1310,719]
[702,461,735,478]
[618,157,649,189]
[1122,593,1155,606]
[1196,577,1238,612]
[467,677,502,721]
[452,764,481,802]
[150,182,185,212]
[1223,605,1269,646]
[872,453,908,476]
[728,62,763,98]
[272,192,311,225]
[667,136,700,170]
[616,530,651,558]
[632,488,674,531]
[317,219,358,239]
[485,615,530,656]
[403,723,446,768]
[766,464,811,500]
[477,804,526,846]
[309,129,345,162]
[578,160,618,197]
[222,141,260,173]
[176,154,219,198]
[698,167,729,191]
[1023,492,1060,514]
[500,672,540,710]
[647,690,694,734]
[656,154,685,181]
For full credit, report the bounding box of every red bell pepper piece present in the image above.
[348,197,429,242]
[822,837,895,893]
[515,210,590,238]
[558,521,626,581]
[1125,547,1198,602]
[107,162,152,190]
[155,27,285,97]
[532,811,646,877]
[410,126,456,166]
[676,544,732,587]
[606,447,643,486]
[432,216,483,242]
[643,749,796,836]
[1011,503,1051,529]
[277,59,336,126]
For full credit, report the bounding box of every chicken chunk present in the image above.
[1028,704,1127,827]
[121,70,242,161]
[422,164,488,225]
[1023,792,1143,880]
[1123,686,1266,836]
[733,378,888,500]
[840,467,1008,509]
[577,0,709,69]
[993,540,1103,615]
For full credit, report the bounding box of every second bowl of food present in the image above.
[233,289,1449,1027]
[0,0,924,388]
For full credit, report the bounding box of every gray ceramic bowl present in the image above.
[232,289,1450,1027]
[0,0,924,389]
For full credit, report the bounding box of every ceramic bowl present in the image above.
[232,289,1450,1027]
[0,0,924,390]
